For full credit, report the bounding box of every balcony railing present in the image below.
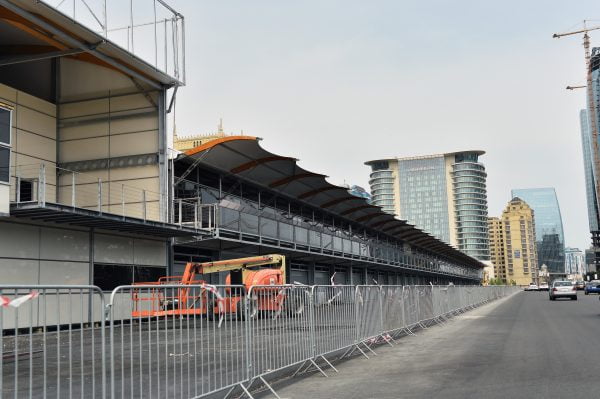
[10,163,166,222]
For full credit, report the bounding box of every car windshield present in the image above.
[554,281,572,287]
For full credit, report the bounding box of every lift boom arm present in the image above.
[180,254,286,285]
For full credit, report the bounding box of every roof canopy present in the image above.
[177,136,485,270]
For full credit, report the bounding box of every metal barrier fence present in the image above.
[0,286,106,399]
[1,284,519,398]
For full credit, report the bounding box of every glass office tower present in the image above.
[366,151,490,261]
[510,188,565,274]
[397,156,451,244]
[579,109,599,232]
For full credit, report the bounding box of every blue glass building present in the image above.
[579,47,600,270]
[510,188,565,274]
[579,109,599,232]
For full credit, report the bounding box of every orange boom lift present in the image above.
[131,254,287,319]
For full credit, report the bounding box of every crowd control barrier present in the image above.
[1,284,520,398]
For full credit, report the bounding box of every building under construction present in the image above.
[0,0,485,289]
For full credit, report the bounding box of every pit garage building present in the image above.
[172,136,485,286]
[0,0,191,288]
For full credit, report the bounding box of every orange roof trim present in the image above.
[184,136,258,157]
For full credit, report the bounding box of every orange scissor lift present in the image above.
[131,254,287,319]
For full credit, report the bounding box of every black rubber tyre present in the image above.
[572,296,578,301]
[585,291,589,295]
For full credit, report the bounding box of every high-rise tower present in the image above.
[365,151,489,260]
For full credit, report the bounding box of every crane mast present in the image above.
[554,23,600,240]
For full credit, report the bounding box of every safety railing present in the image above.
[173,199,218,231]
[210,204,480,280]
[1,284,520,398]
[37,0,185,83]
[10,163,167,223]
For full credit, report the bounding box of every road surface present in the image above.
[267,290,600,399]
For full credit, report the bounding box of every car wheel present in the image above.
[572,296,578,301]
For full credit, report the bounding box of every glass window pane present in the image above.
[0,147,9,183]
[0,108,10,145]
[93,264,133,291]
[134,266,166,284]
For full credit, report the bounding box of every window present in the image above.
[0,147,8,183]
[19,179,33,201]
[94,264,166,291]
[0,107,10,184]
[94,264,133,291]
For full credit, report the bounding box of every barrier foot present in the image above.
[387,335,397,346]
[317,355,339,373]
[341,344,369,359]
[360,341,378,356]
[380,333,395,347]
[309,358,329,377]
[223,386,236,399]
[339,345,361,360]
[259,375,282,399]
[292,360,311,378]
[403,326,416,336]
[238,382,256,399]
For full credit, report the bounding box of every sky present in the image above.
[165,0,599,251]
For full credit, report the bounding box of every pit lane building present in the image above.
[171,137,485,285]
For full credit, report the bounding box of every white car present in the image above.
[525,283,538,291]
[538,282,549,291]
[549,280,577,301]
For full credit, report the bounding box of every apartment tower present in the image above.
[495,197,538,285]
[488,217,506,282]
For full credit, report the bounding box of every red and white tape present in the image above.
[200,283,225,327]
[1,291,39,308]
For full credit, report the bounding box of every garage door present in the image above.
[352,271,364,285]
[290,264,309,285]
[314,267,330,285]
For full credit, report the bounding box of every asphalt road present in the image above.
[269,290,600,399]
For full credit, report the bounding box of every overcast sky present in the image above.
[167,0,598,251]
